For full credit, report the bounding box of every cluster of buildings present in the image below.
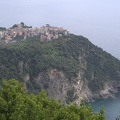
[0,23,70,43]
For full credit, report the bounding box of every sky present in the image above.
[0,0,120,59]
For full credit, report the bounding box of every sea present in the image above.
[87,92,120,120]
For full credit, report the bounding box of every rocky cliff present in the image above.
[24,68,92,104]
[0,34,120,103]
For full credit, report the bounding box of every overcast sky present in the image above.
[0,0,120,59]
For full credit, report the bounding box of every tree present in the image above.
[20,22,24,26]
[0,79,106,120]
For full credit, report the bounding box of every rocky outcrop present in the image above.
[23,53,120,104]
[93,81,120,100]
[24,68,119,105]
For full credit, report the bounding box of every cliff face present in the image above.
[0,34,120,103]
[24,68,92,104]
[24,64,120,104]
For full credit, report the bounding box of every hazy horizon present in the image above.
[1,0,120,59]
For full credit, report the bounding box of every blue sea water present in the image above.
[88,92,120,120]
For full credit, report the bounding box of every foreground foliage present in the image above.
[0,79,106,120]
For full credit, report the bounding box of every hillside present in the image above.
[0,34,120,103]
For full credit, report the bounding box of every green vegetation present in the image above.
[0,27,6,31]
[22,25,32,28]
[0,34,120,93]
[0,79,106,120]
[86,45,120,92]
[13,34,24,41]
[0,35,81,81]
[11,23,32,29]
[11,24,18,28]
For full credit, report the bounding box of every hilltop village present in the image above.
[0,22,69,43]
